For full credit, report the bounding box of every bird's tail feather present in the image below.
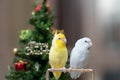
[70,72,81,80]
[53,72,61,80]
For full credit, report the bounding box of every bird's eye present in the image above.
[58,38,61,40]
[85,40,87,43]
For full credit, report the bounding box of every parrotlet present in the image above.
[49,32,68,80]
[70,37,92,80]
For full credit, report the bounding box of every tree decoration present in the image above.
[34,0,50,14]
[14,60,27,71]
[19,29,32,41]
[32,11,35,16]
[34,4,42,12]
[34,62,41,72]
[13,48,18,54]
[52,29,64,34]
[25,41,49,55]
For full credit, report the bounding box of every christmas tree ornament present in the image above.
[34,62,40,72]
[32,11,35,15]
[70,37,92,79]
[13,48,18,54]
[34,4,42,12]
[49,32,68,80]
[14,60,27,71]
[20,29,32,41]
[34,0,50,14]
[25,41,49,55]
[15,61,24,71]
[46,27,49,30]
[52,29,64,35]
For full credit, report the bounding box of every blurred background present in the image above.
[1,0,120,80]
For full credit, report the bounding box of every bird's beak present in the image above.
[62,38,67,43]
[89,42,93,47]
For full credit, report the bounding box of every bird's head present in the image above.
[52,33,67,47]
[75,37,92,49]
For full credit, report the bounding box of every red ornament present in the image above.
[34,4,42,12]
[14,60,27,71]
[34,1,50,14]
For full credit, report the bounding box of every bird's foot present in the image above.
[60,67,67,73]
[68,67,73,73]
[81,68,84,74]
[50,68,55,72]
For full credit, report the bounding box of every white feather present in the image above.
[70,37,92,79]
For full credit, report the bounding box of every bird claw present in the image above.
[50,68,54,72]
[61,67,67,73]
[81,68,84,74]
[68,67,73,73]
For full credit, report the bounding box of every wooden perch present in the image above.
[46,68,95,80]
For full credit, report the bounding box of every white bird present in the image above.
[70,37,92,80]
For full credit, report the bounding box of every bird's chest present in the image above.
[78,52,88,61]
[54,51,65,60]
[49,48,68,66]
[74,50,89,67]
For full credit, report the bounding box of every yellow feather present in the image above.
[49,33,68,80]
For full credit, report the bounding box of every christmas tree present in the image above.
[6,0,53,80]
[5,0,71,80]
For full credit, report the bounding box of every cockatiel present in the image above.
[49,32,68,80]
[70,37,92,80]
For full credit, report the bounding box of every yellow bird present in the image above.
[49,32,68,80]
